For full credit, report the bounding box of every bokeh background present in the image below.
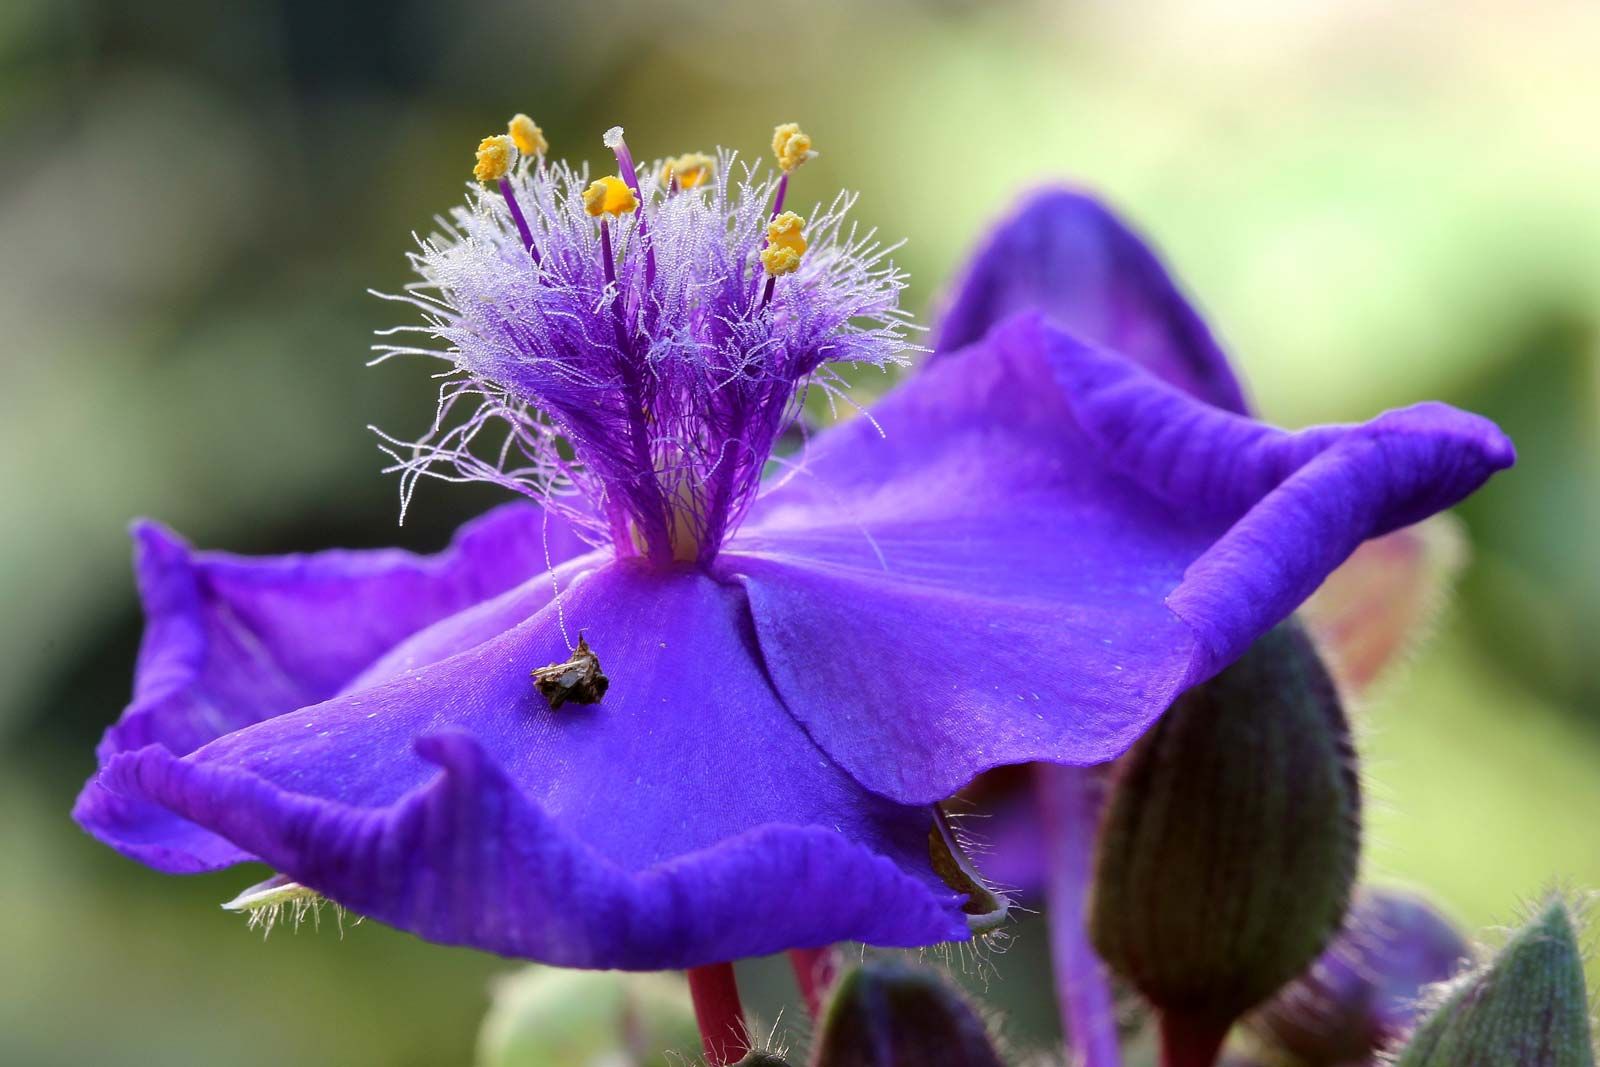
[3,1,1597,1063]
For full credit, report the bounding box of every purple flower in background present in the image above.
[73,120,1512,973]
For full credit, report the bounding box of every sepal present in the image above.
[1391,897,1594,1067]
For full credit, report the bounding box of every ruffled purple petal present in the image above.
[934,187,1250,414]
[74,502,591,871]
[725,314,1511,805]
[76,562,965,966]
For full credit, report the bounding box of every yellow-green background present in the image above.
[2,1,1596,1063]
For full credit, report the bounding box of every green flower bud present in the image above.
[1392,898,1594,1067]
[1089,621,1360,1043]
[810,960,1004,1067]
[476,967,700,1067]
[737,1055,795,1067]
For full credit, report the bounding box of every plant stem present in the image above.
[687,962,752,1065]
[1036,763,1122,1067]
[788,946,840,1019]
[1158,1011,1228,1067]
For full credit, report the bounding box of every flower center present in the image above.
[375,117,911,566]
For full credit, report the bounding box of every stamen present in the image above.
[771,122,817,173]
[473,134,516,183]
[584,168,670,558]
[769,122,817,218]
[500,180,540,263]
[759,211,806,308]
[584,176,635,292]
[583,175,638,218]
[381,120,912,568]
[475,133,539,263]
[508,113,548,157]
[761,211,807,276]
[660,152,715,193]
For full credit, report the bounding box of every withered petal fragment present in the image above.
[928,807,1009,935]
[532,634,610,710]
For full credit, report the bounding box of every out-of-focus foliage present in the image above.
[2,1,1596,1064]
[476,969,701,1067]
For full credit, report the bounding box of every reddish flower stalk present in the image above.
[687,962,752,1065]
[788,945,841,1019]
[1159,1012,1229,1067]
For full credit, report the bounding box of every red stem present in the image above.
[787,946,840,1019]
[687,963,752,1065]
[1158,1011,1228,1067]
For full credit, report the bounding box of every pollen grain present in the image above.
[771,123,816,173]
[473,134,516,183]
[660,152,715,190]
[761,211,807,276]
[583,175,639,217]
[508,114,548,157]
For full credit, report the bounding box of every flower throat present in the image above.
[375,117,913,566]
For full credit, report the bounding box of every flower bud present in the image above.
[1089,621,1360,1042]
[738,1055,795,1066]
[476,966,700,1067]
[1247,886,1472,1065]
[1391,897,1594,1067]
[810,960,1004,1067]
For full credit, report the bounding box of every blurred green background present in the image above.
[3,1,1597,1063]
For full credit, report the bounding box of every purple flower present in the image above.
[73,127,1512,972]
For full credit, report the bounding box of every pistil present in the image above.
[603,127,657,292]
[584,172,672,561]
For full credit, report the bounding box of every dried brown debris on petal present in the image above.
[532,634,610,710]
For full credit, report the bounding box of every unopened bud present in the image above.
[811,961,1004,1067]
[1248,886,1471,1065]
[737,1055,795,1066]
[1089,621,1360,1039]
[475,967,700,1067]
[1392,897,1594,1067]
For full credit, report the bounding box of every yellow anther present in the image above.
[583,175,639,218]
[508,114,547,157]
[659,152,715,190]
[473,134,516,184]
[771,123,817,173]
[761,211,807,276]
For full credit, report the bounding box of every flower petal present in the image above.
[934,187,1250,414]
[1300,515,1467,697]
[939,189,1465,704]
[728,315,1511,805]
[75,502,591,870]
[77,563,965,966]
